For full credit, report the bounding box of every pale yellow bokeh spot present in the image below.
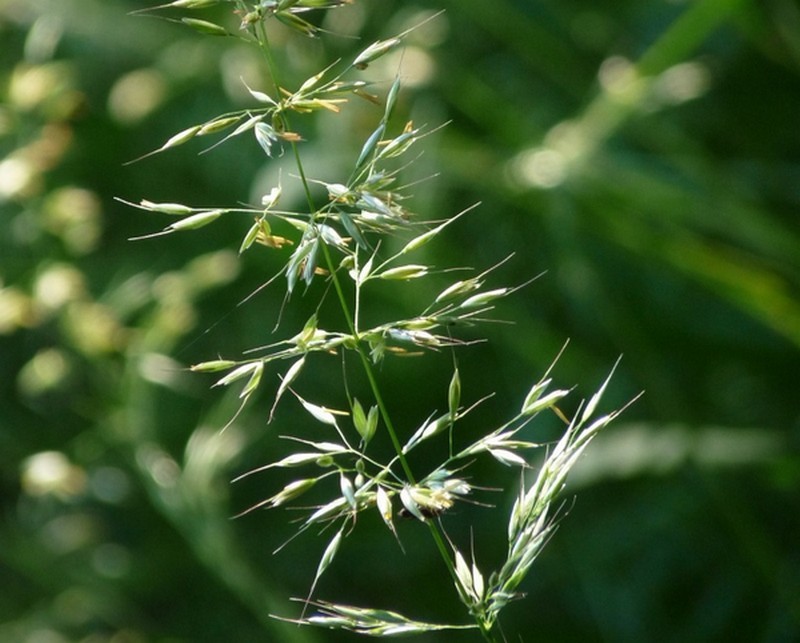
[21,450,87,499]
[108,68,168,125]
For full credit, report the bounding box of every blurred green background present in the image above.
[2,0,799,641]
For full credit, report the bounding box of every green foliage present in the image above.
[1,0,799,642]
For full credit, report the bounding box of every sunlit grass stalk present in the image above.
[246,12,475,633]
[260,32,479,633]
[250,12,419,488]
[127,2,633,639]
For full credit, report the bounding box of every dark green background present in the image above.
[2,0,799,641]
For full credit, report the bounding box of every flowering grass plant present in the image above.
[126,1,634,640]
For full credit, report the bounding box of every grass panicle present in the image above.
[126,1,634,639]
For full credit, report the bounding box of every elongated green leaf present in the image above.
[384,75,402,121]
[355,123,385,169]
[353,38,401,70]
[181,17,229,36]
[448,367,461,419]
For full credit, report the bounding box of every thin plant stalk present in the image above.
[246,16,479,633]
[126,2,633,639]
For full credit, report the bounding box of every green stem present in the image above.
[255,23,418,487]
[636,0,747,77]
[254,19,282,96]
[253,18,500,641]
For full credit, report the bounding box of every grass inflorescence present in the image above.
[125,1,634,640]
